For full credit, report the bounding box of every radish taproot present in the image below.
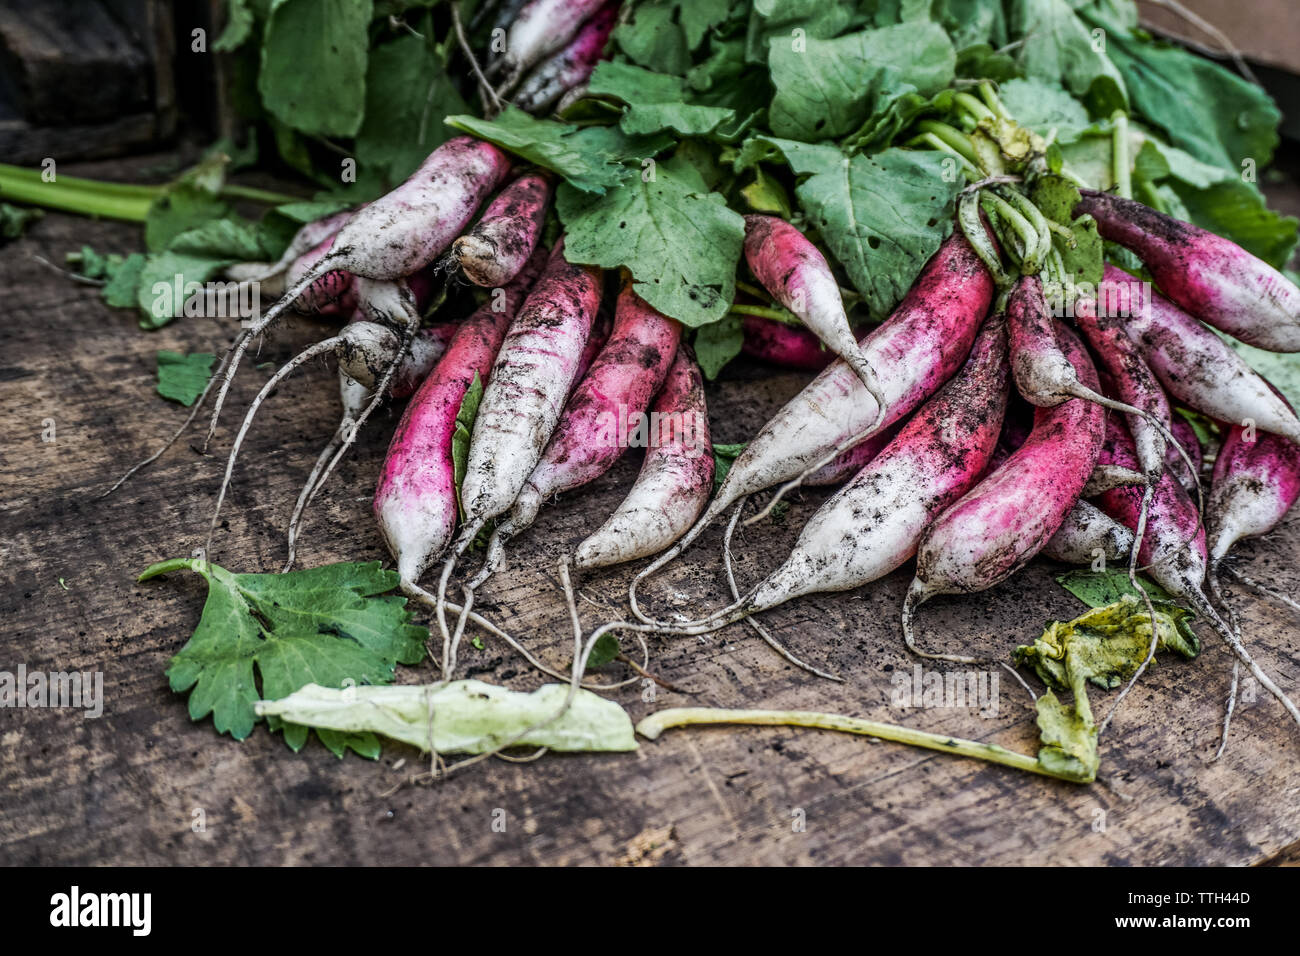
[491,0,608,93]
[574,344,713,570]
[629,229,995,621]
[451,172,552,288]
[627,315,1008,636]
[903,321,1106,663]
[1077,190,1300,353]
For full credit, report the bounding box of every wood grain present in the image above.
[1,157,1298,866]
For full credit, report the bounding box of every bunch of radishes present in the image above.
[178,104,1300,747]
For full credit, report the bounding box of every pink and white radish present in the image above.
[743,215,884,411]
[902,321,1105,662]
[374,245,547,588]
[1042,500,1136,566]
[225,205,356,286]
[1168,414,1203,494]
[574,345,713,569]
[625,315,1009,637]
[629,229,995,621]
[1102,265,1300,444]
[1207,385,1300,568]
[474,280,682,582]
[436,240,603,671]
[207,137,511,442]
[490,0,608,93]
[451,172,552,287]
[1077,190,1300,353]
[513,2,618,114]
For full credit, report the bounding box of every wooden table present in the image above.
[2,157,1298,866]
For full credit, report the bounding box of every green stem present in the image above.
[635,707,1084,783]
[1111,111,1132,200]
[979,81,1011,121]
[981,192,1041,273]
[734,279,769,301]
[729,303,798,325]
[0,175,153,221]
[915,121,982,170]
[0,163,162,197]
[954,91,995,125]
[219,184,304,205]
[958,191,1010,289]
[907,133,982,180]
[138,558,199,581]
[998,187,1052,276]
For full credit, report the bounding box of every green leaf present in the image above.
[766,22,955,142]
[612,0,733,77]
[135,217,268,328]
[145,185,232,253]
[156,350,216,406]
[142,558,427,745]
[356,33,468,186]
[1017,594,1199,783]
[556,158,746,328]
[1030,174,1104,286]
[213,0,256,52]
[1086,11,1280,173]
[445,109,632,194]
[1055,568,1174,608]
[586,633,622,669]
[451,372,484,520]
[694,313,743,380]
[255,679,638,754]
[710,441,746,491]
[0,201,42,241]
[756,140,961,319]
[997,78,1091,144]
[258,0,372,138]
[588,61,736,138]
[102,253,147,308]
[1007,0,1127,117]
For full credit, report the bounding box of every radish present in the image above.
[1207,385,1300,568]
[743,215,885,411]
[1103,265,1300,445]
[280,235,356,316]
[513,1,618,114]
[474,280,682,582]
[1095,416,1300,732]
[629,230,995,620]
[283,322,458,571]
[374,244,548,588]
[206,137,511,442]
[1042,500,1136,566]
[575,345,713,569]
[902,321,1105,663]
[451,172,552,288]
[740,315,832,371]
[1077,190,1300,353]
[1169,414,1203,494]
[490,0,608,93]
[627,316,1008,635]
[436,240,603,672]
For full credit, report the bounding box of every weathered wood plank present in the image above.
[1,156,1298,866]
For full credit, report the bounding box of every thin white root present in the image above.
[1098,483,1160,737]
[282,428,345,573]
[1194,593,1300,733]
[1208,572,1242,761]
[900,582,991,665]
[204,336,341,553]
[1224,565,1300,616]
[101,340,239,498]
[721,500,842,682]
